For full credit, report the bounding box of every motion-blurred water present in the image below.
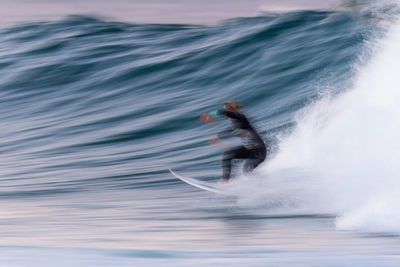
[1,1,400,266]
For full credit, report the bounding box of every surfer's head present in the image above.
[224,100,241,112]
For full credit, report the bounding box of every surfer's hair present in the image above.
[224,100,242,112]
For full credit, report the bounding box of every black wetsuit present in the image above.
[216,109,266,180]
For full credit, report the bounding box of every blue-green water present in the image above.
[2,2,400,266]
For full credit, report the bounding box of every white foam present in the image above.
[255,11,400,232]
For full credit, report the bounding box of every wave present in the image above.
[256,1,400,233]
[0,2,397,233]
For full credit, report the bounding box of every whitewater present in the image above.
[257,9,400,233]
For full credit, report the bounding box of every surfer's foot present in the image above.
[221,178,229,183]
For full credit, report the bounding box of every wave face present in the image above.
[0,1,399,242]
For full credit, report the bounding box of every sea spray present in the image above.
[258,11,400,232]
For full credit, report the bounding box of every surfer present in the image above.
[200,100,266,183]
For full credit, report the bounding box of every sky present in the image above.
[0,0,342,26]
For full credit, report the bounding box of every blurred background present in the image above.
[0,0,339,25]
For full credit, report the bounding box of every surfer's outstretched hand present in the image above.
[200,113,216,124]
[209,135,219,144]
[209,135,231,148]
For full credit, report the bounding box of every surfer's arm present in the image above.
[209,128,230,143]
[218,109,246,121]
[200,110,227,124]
[209,134,231,148]
[210,128,232,147]
[217,128,231,138]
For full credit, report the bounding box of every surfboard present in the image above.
[169,169,228,195]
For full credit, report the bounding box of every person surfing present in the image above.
[200,100,267,183]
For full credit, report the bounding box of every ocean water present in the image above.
[1,0,400,266]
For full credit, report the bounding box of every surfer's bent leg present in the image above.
[243,148,266,174]
[222,146,250,180]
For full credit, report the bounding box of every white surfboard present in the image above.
[169,169,228,195]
